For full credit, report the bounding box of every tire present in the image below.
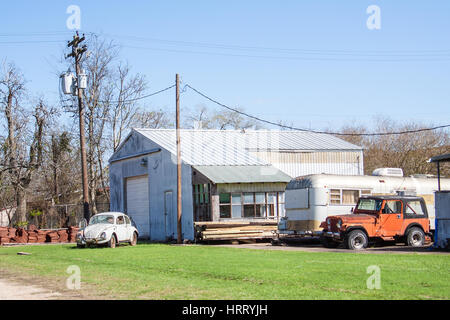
[76,243,85,249]
[320,233,339,248]
[345,230,368,250]
[406,227,425,247]
[108,235,117,248]
[130,232,138,246]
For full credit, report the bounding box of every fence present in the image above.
[10,203,111,229]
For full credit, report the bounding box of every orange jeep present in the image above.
[320,195,432,250]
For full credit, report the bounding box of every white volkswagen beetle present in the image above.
[76,212,139,248]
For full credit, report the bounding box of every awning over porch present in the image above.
[193,165,291,184]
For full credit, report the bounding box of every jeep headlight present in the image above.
[336,219,342,229]
[326,218,331,226]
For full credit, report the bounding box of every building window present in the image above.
[329,189,372,205]
[219,193,231,218]
[219,192,285,219]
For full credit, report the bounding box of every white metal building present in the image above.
[108,129,363,241]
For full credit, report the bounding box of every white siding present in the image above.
[250,151,363,177]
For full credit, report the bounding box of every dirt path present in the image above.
[0,278,62,300]
[0,269,99,300]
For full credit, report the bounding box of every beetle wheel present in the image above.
[108,235,116,248]
[130,232,138,246]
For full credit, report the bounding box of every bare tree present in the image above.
[337,117,450,177]
[61,35,149,213]
[131,108,173,129]
[183,104,261,130]
[0,61,55,224]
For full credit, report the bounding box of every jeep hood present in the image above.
[332,214,377,224]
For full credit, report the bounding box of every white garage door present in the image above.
[126,175,149,239]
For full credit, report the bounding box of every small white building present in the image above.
[108,129,363,241]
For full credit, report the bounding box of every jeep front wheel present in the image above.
[406,227,425,247]
[345,230,368,250]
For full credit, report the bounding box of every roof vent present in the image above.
[372,168,403,177]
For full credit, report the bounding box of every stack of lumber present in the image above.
[194,221,277,241]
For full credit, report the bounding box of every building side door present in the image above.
[164,191,174,241]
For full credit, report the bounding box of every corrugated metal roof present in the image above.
[194,165,292,183]
[135,129,266,166]
[134,129,362,166]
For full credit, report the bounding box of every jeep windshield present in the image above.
[89,215,115,225]
[356,199,383,213]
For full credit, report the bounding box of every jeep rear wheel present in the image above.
[406,227,425,247]
[345,230,368,250]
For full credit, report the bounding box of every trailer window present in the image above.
[342,190,359,205]
[330,189,341,204]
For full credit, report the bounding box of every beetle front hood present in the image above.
[84,224,114,238]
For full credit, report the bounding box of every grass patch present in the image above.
[0,243,448,299]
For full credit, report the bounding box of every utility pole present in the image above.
[66,32,90,221]
[176,74,182,244]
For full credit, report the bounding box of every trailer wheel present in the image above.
[345,230,368,250]
[406,227,425,247]
[320,233,339,248]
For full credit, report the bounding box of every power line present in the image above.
[2,31,450,61]
[96,84,176,104]
[119,44,450,62]
[185,84,450,136]
[100,32,450,57]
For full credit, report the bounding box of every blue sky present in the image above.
[1,0,449,130]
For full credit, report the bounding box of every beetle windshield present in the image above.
[89,215,114,225]
[356,199,383,212]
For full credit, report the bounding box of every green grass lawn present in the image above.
[0,243,449,300]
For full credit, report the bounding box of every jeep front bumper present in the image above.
[323,231,342,240]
